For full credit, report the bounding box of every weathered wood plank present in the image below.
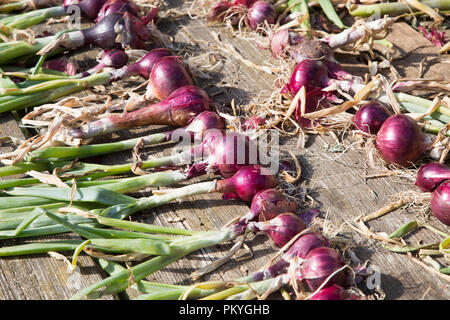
[0,2,449,300]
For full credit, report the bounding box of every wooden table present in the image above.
[0,0,449,300]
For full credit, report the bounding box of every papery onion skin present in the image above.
[250,213,306,247]
[415,162,450,193]
[250,188,298,221]
[375,114,432,167]
[352,101,392,134]
[430,180,450,226]
[147,56,193,100]
[247,1,277,30]
[209,132,258,177]
[96,0,140,22]
[289,40,334,64]
[310,284,351,300]
[217,165,277,202]
[270,29,303,58]
[71,0,108,21]
[209,1,232,21]
[299,247,347,291]
[285,232,329,260]
[110,48,172,81]
[282,60,329,96]
[184,111,225,136]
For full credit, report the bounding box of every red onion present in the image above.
[352,101,392,134]
[248,213,306,247]
[209,1,232,21]
[298,247,347,291]
[281,60,329,96]
[63,0,80,5]
[208,132,258,177]
[183,111,225,137]
[146,56,193,101]
[415,162,450,192]
[288,40,335,64]
[96,0,140,22]
[81,49,128,77]
[250,188,298,221]
[294,89,330,129]
[66,0,108,22]
[74,12,150,50]
[417,26,447,47]
[111,48,172,81]
[430,180,450,226]
[141,7,159,25]
[270,29,304,58]
[243,232,329,282]
[232,0,257,7]
[43,58,78,76]
[216,165,277,202]
[241,115,267,130]
[376,114,432,167]
[310,284,351,300]
[69,86,210,139]
[246,1,277,30]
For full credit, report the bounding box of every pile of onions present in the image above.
[209,0,277,30]
[375,114,432,167]
[415,162,450,226]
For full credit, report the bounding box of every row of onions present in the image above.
[204,0,449,277]
[0,0,376,300]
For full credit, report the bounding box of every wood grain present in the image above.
[0,1,449,300]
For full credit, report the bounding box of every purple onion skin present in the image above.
[259,213,306,247]
[294,89,330,129]
[209,1,232,21]
[299,247,347,292]
[352,101,392,134]
[70,86,209,139]
[217,165,277,202]
[430,180,450,226]
[249,188,299,221]
[310,284,352,300]
[288,40,334,64]
[209,132,258,178]
[270,29,303,58]
[96,0,140,22]
[247,1,277,30]
[111,48,172,81]
[147,56,194,101]
[415,162,450,193]
[81,12,150,50]
[184,111,225,136]
[241,115,267,130]
[66,0,108,21]
[282,60,329,96]
[232,0,257,7]
[376,114,432,167]
[101,49,128,68]
[285,232,329,260]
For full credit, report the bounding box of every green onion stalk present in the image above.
[349,0,450,17]
[0,0,61,14]
[98,258,227,300]
[0,11,150,68]
[0,0,107,29]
